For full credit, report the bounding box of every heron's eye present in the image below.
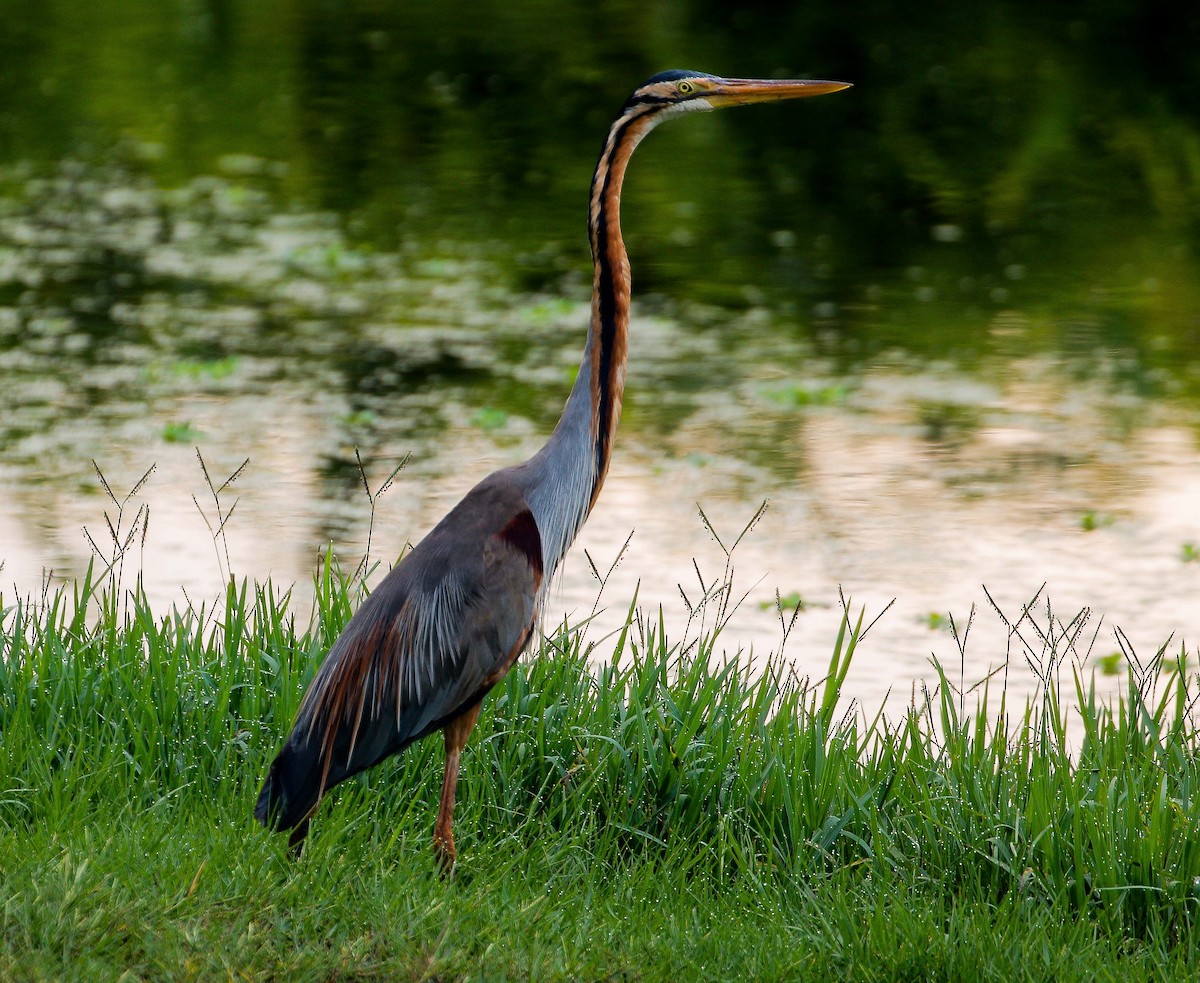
[677,80,695,95]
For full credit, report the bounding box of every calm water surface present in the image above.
[1,166,1196,722]
[2,2,1199,722]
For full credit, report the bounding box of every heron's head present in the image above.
[622,70,851,120]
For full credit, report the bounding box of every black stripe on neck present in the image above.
[625,94,672,107]
[590,112,642,489]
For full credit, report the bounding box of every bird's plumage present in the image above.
[255,474,541,832]
[255,69,850,867]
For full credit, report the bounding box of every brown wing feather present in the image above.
[255,473,543,831]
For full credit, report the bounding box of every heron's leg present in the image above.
[432,701,483,874]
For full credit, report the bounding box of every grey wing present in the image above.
[285,493,543,795]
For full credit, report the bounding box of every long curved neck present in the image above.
[584,109,657,496]
[518,106,662,578]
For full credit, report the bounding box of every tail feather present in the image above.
[255,742,325,832]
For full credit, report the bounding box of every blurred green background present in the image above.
[2,0,1198,366]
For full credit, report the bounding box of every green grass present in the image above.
[2,560,1199,980]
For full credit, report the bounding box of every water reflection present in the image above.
[1,163,1197,725]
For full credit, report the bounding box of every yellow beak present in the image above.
[705,77,852,107]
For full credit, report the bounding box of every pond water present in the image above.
[1,2,1198,723]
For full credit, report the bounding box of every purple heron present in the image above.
[256,70,851,870]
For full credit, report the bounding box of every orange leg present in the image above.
[432,701,483,875]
